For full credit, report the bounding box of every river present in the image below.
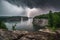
[5,18,37,31]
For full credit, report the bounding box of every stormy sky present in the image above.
[0,0,60,17]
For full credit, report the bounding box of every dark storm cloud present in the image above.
[0,0,60,17]
[6,0,60,9]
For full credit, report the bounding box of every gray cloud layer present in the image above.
[6,0,60,9]
[0,0,27,16]
[0,0,60,17]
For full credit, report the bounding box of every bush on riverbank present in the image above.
[0,20,8,30]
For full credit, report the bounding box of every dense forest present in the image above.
[34,11,60,31]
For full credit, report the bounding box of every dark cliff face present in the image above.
[0,29,60,40]
[33,18,48,27]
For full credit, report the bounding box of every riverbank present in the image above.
[33,11,60,31]
[0,29,60,40]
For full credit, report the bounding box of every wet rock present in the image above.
[19,37,30,40]
[0,29,60,40]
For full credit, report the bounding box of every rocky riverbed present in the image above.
[0,29,60,40]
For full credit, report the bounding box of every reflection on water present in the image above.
[5,19,35,31]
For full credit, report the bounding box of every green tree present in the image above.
[53,12,60,28]
[48,11,53,27]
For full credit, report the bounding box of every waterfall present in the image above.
[21,17,23,23]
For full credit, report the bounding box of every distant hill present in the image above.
[0,16,28,22]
